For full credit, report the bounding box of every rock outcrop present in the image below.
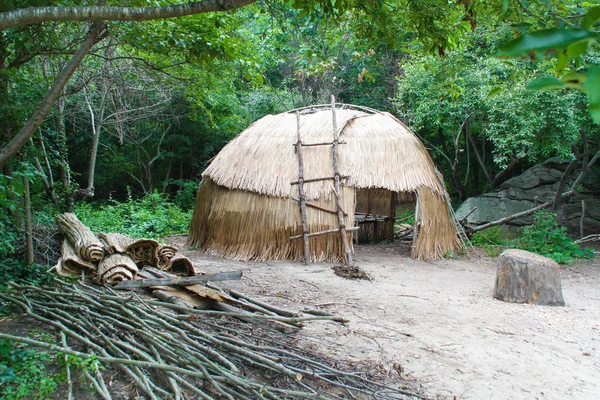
[456,158,600,235]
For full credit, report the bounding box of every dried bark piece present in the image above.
[55,240,97,277]
[98,232,135,255]
[56,213,104,262]
[97,253,138,284]
[127,239,160,267]
[156,245,177,269]
[165,254,194,276]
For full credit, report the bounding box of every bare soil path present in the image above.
[171,237,600,400]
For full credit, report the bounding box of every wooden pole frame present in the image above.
[331,96,354,265]
[295,111,310,265]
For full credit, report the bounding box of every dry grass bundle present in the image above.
[189,181,354,262]
[412,187,462,259]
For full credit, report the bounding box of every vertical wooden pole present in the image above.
[331,95,354,265]
[23,174,34,264]
[295,111,310,264]
[412,191,420,254]
[580,200,585,239]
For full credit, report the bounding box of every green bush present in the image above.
[172,180,199,211]
[0,340,57,399]
[471,226,509,257]
[514,210,594,264]
[75,191,191,239]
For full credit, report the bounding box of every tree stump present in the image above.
[493,249,565,306]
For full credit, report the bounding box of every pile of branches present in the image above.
[0,280,424,400]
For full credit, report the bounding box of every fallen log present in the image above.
[113,271,243,289]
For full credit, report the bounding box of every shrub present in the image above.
[75,191,191,239]
[470,226,509,257]
[513,210,594,264]
[0,340,57,399]
[172,180,199,211]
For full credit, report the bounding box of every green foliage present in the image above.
[75,191,191,239]
[471,212,594,263]
[394,25,595,198]
[0,162,55,287]
[497,5,600,123]
[0,340,57,400]
[172,180,199,211]
[513,210,594,264]
[471,226,510,257]
[394,208,415,228]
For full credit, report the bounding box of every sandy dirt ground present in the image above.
[171,237,600,400]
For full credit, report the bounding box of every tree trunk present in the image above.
[32,135,59,206]
[493,249,564,306]
[55,97,74,211]
[162,158,172,192]
[0,22,106,170]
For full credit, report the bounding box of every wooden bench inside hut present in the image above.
[354,189,415,243]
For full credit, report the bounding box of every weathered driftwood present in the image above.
[140,268,223,304]
[97,253,138,284]
[493,249,565,306]
[113,271,243,289]
[55,240,96,277]
[152,287,215,309]
[575,234,600,244]
[56,213,104,262]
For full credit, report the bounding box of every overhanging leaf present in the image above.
[583,66,600,124]
[497,28,598,57]
[566,40,590,60]
[526,77,565,90]
[582,6,600,30]
[487,87,503,98]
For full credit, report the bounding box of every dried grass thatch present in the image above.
[189,104,461,261]
[190,177,354,262]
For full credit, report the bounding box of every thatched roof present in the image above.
[203,107,444,200]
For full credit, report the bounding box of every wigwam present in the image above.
[188,104,461,261]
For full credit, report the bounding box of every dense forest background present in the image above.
[1,1,599,275]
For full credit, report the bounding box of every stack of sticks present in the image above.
[0,280,424,400]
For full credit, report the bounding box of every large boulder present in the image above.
[493,249,565,306]
[456,158,600,235]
